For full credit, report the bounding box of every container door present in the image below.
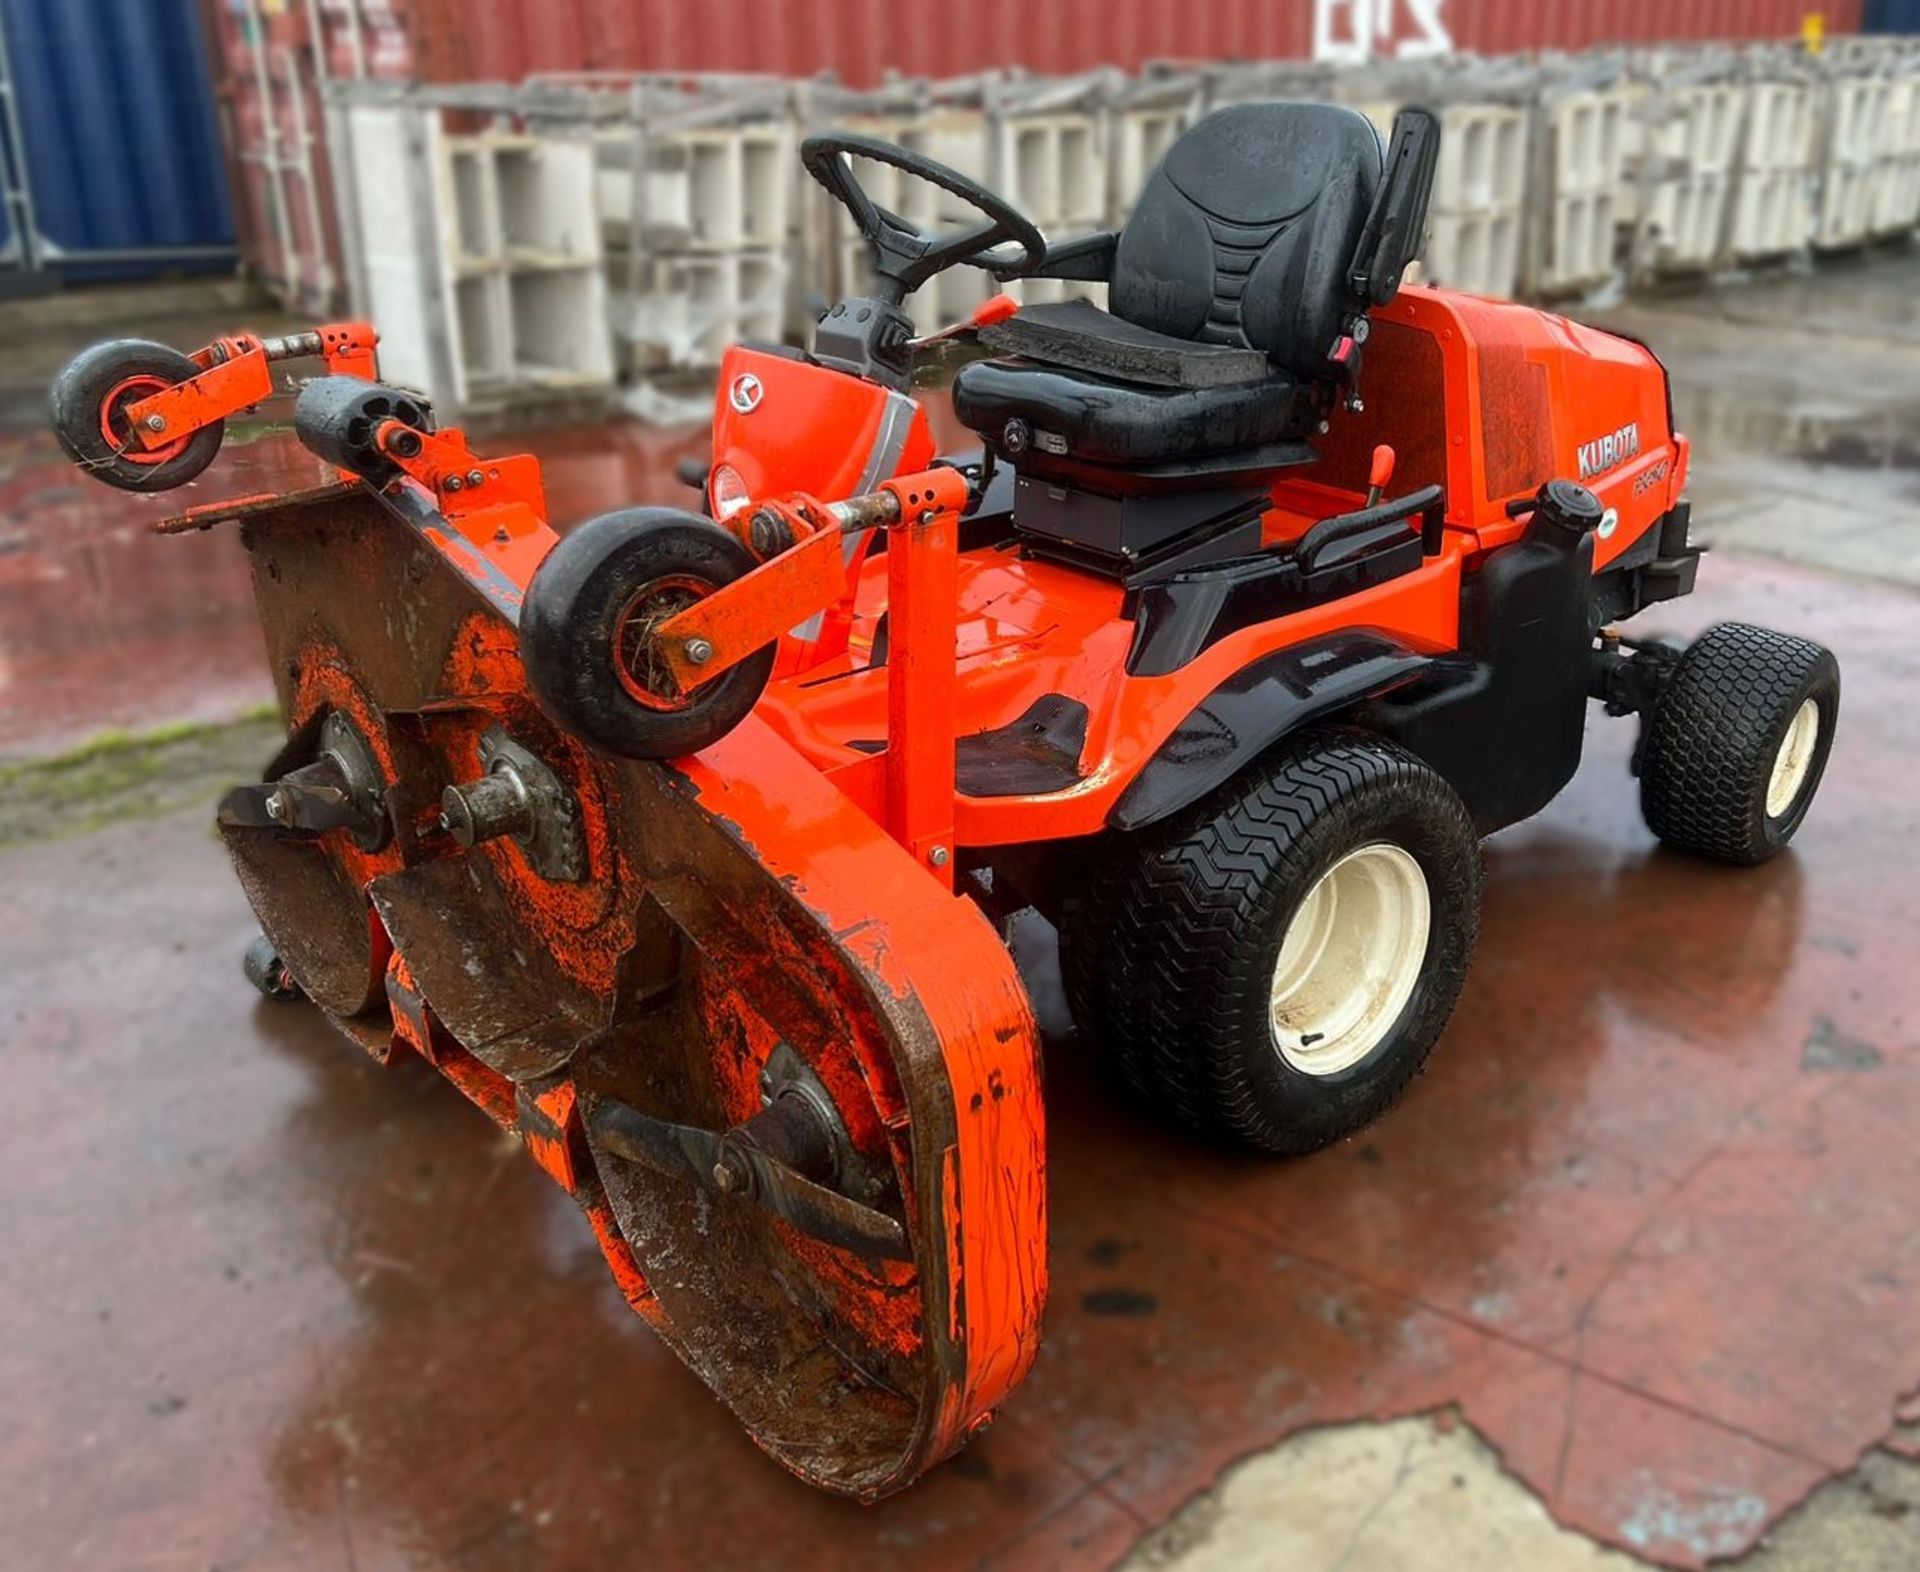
[0,0,236,280]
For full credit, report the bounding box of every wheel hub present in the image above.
[1766,697,1821,819]
[612,575,707,711]
[100,373,190,465]
[1269,841,1431,1077]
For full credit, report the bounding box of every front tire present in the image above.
[520,508,774,760]
[1061,729,1481,1155]
[1639,622,1839,866]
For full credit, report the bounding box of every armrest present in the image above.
[1295,484,1446,572]
[974,231,1118,284]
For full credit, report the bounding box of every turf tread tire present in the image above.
[1639,622,1838,867]
[1060,728,1481,1155]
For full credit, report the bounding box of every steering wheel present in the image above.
[801,133,1046,306]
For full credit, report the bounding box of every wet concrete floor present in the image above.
[3,259,1919,1568]
[3,552,1917,1569]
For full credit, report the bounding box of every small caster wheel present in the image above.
[520,507,775,760]
[243,934,304,1003]
[51,339,226,493]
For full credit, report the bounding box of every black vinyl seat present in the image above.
[976,297,1270,389]
[953,101,1404,491]
[954,359,1313,469]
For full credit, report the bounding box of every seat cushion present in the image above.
[952,356,1306,469]
[977,298,1271,390]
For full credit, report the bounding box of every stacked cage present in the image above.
[339,89,615,415]
[985,74,1112,310]
[1815,63,1894,249]
[1105,71,1205,225]
[1873,60,1920,238]
[313,42,1920,419]
[1631,69,1745,278]
[595,81,794,379]
[1531,70,1631,296]
[1423,95,1530,298]
[1729,69,1816,262]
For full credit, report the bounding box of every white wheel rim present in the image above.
[1766,698,1821,819]
[1269,842,1431,1078]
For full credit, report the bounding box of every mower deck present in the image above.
[217,483,1045,1496]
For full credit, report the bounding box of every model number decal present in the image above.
[1577,422,1641,481]
[1632,459,1671,496]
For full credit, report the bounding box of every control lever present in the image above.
[1366,444,1397,508]
[909,292,1020,350]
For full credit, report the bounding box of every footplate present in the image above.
[216,486,1046,1498]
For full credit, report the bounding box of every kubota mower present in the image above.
[52,103,1839,1496]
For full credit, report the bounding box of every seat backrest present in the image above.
[1111,103,1385,381]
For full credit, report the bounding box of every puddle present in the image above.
[1673,382,1920,473]
[0,399,972,760]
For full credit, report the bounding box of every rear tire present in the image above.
[520,508,774,760]
[1060,729,1481,1155]
[1639,622,1839,866]
[51,339,225,492]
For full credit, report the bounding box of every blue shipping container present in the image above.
[0,0,233,277]
[1865,0,1920,29]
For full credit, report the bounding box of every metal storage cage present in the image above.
[334,81,616,416]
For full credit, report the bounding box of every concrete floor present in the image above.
[3,256,1919,1570]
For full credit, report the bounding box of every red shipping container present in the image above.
[431,0,1861,85]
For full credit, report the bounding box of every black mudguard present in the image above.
[1108,631,1432,832]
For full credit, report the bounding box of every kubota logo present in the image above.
[729,372,764,414]
[1578,421,1640,480]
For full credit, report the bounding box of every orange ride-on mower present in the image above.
[53,103,1840,1495]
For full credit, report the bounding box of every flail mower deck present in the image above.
[52,103,1838,1495]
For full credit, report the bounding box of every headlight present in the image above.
[710,463,751,520]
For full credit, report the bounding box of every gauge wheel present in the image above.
[242,933,306,1003]
[1640,622,1840,866]
[520,508,774,760]
[1060,728,1482,1155]
[51,339,225,492]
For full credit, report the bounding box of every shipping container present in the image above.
[425,0,1865,86]
[205,0,1869,312]
[213,0,1869,101]
[0,0,234,280]
[1865,0,1920,32]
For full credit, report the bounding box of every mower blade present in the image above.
[589,1099,911,1261]
[587,1098,723,1184]
[725,1143,912,1261]
[218,775,362,835]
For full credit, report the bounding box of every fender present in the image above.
[1108,631,1432,832]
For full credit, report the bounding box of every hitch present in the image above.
[1591,630,1688,718]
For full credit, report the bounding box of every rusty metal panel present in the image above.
[440,0,1311,83]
